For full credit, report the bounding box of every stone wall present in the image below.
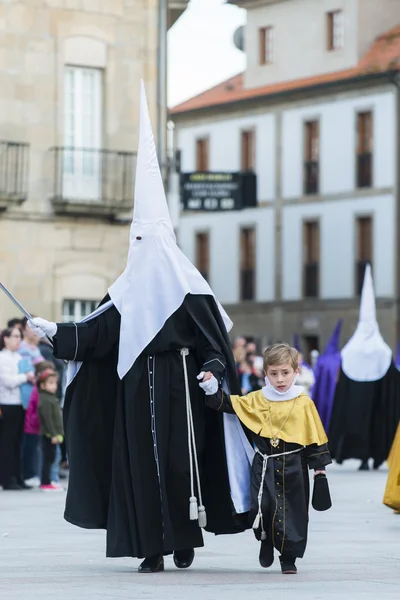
[0,0,176,325]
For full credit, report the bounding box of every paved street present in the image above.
[0,461,399,600]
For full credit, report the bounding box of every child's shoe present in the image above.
[259,541,274,568]
[40,484,63,492]
[279,555,297,574]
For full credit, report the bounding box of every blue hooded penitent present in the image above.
[312,320,343,430]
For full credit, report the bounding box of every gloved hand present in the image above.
[197,372,219,395]
[28,317,58,339]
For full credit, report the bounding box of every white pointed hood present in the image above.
[109,81,233,379]
[341,264,392,381]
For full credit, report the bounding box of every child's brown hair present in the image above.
[38,369,58,390]
[263,343,299,372]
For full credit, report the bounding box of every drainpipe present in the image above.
[389,72,400,348]
[157,0,168,178]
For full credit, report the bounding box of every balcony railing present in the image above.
[0,141,29,207]
[240,268,255,301]
[357,152,372,188]
[356,260,371,295]
[50,147,137,217]
[304,161,319,195]
[304,262,319,298]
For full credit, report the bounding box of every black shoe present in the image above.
[173,549,195,569]
[138,554,164,573]
[359,460,370,471]
[279,555,297,574]
[259,541,274,568]
[18,481,32,490]
[3,482,23,491]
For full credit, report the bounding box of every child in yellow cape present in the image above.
[383,422,400,513]
[198,343,332,575]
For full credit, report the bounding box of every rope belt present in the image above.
[180,348,207,529]
[252,446,304,540]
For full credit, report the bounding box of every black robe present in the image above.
[329,364,400,467]
[205,391,331,559]
[54,294,247,559]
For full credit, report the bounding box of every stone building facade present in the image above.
[171,0,400,359]
[0,0,188,324]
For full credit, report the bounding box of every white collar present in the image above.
[262,377,304,402]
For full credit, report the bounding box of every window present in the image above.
[303,221,320,298]
[355,216,372,295]
[327,10,344,51]
[63,66,103,201]
[241,130,255,171]
[304,120,319,195]
[259,26,274,65]
[357,112,373,188]
[62,299,98,322]
[195,232,210,282]
[240,227,256,301]
[196,138,209,171]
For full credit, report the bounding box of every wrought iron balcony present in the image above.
[49,147,137,218]
[240,268,255,301]
[0,141,29,209]
[303,262,319,298]
[356,260,371,295]
[357,152,372,188]
[304,161,319,195]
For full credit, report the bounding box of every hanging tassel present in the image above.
[260,530,267,541]
[252,513,261,530]
[189,496,198,520]
[198,505,207,528]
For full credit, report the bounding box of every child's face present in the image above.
[42,376,58,395]
[266,363,297,392]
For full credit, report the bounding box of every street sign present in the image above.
[181,172,256,211]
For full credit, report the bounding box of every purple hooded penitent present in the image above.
[312,320,343,430]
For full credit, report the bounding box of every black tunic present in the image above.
[205,390,331,558]
[54,294,247,559]
[329,364,400,467]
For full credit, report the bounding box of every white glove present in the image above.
[28,318,58,339]
[197,372,219,396]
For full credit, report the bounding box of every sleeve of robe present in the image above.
[195,327,227,384]
[303,442,332,470]
[52,306,121,362]
[204,389,235,414]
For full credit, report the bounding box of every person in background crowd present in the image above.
[0,327,35,490]
[238,358,260,394]
[7,318,24,333]
[37,334,68,471]
[232,336,246,367]
[296,352,315,396]
[37,369,64,492]
[23,360,56,487]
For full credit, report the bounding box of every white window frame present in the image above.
[264,26,275,64]
[62,299,98,322]
[63,66,103,202]
[329,10,345,50]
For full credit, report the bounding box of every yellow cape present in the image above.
[230,390,328,447]
[383,422,400,512]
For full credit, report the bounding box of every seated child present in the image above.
[199,342,331,575]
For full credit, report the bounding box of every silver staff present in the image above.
[0,282,53,347]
